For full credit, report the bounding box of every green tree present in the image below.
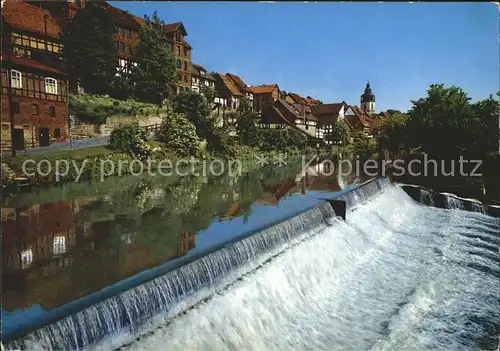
[350,132,378,159]
[109,123,149,156]
[236,99,260,146]
[158,106,200,157]
[332,119,351,145]
[172,91,216,140]
[386,109,402,116]
[468,93,500,157]
[200,87,216,108]
[377,112,408,155]
[131,11,177,104]
[406,84,472,159]
[62,2,116,95]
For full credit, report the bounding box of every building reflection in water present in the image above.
[1,196,196,313]
[2,161,357,314]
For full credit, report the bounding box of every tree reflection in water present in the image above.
[2,158,318,312]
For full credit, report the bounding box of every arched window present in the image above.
[10,70,22,88]
[45,77,58,95]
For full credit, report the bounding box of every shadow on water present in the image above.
[1,158,370,341]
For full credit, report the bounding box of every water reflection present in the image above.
[2,160,366,316]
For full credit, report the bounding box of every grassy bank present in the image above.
[1,141,320,200]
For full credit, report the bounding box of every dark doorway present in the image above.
[39,127,50,147]
[12,128,25,151]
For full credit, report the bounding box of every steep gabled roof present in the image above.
[219,74,244,97]
[249,84,278,94]
[192,63,206,71]
[311,103,345,116]
[278,100,318,121]
[343,105,373,130]
[163,22,187,36]
[102,2,142,31]
[287,92,308,105]
[226,73,252,94]
[305,96,320,105]
[2,0,61,38]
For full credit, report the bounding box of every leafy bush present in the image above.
[109,123,149,156]
[157,110,200,157]
[206,128,238,159]
[258,128,308,152]
[69,93,168,125]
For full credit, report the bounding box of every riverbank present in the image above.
[1,143,321,200]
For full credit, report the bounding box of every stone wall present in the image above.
[70,114,164,139]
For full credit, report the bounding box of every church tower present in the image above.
[360,81,375,113]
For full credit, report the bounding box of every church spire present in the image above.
[360,81,375,113]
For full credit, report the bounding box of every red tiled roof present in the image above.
[287,92,308,105]
[164,22,187,36]
[311,103,345,116]
[192,63,205,71]
[219,74,244,97]
[287,92,320,106]
[343,106,373,129]
[249,84,278,94]
[226,73,252,94]
[2,0,61,38]
[102,2,142,31]
[305,96,320,105]
[1,53,67,75]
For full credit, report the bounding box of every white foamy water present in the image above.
[120,186,500,351]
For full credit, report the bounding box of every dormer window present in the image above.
[10,70,22,88]
[45,77,58,95]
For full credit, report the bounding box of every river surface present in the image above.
[2,159,367,341]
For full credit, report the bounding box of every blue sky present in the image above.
[110,2,498,112]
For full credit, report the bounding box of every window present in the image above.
[176,59,181,69]
[21,248,33,269]
[49,106,56,116]
[1,123,10,131]
[178,73,182,81]
[54,128,61,138]
[53,236,66,255]
[119,42,125,53]
[183,47,188,56]
[184,61,187,70]
[12,102,20,114]
[45,77,57,94]
[32,104,39,115]
[10,70,22,88]
[183,75,188,83]
[176,33,181,42]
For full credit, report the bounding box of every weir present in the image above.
[4,177,499,351]
[399,183,500,218]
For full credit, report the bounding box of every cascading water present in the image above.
[6,178,499,351]
[470,202,487,214]
[445,194,466,210]
[419,188,435,206]
[5,201,337,351]
[120,185,499,351]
